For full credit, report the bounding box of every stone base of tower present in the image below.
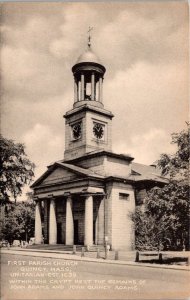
[64,104,113,161]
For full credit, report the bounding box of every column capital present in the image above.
[48,195,56,204]
[48,194,55,199]
[33,196,39,203]
[64,192,71,197]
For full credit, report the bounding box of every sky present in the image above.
[1,1,189,199]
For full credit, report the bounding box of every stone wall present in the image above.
[105,182,113,245]
[106,182,135,250]
[104,156,131,177]
[75,154,132,178]
[75,155,106,175]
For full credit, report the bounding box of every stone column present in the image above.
[78,81,80,101]
[91,72,95,100]
[80,73,85,101]
[66,196,74,245]
[35,201,42,244]
[74,78,78,102]
[44,199,49,244]
[49,198,57,244]
[84,195,93,246]
[98,77,103,102]
[97,198,105,244]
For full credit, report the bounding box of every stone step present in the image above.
[26,244,105,252]
[86,245,105,252]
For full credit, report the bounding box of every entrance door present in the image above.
[74,220,79,245]
[57,223,62,244]
[93,220,96,244]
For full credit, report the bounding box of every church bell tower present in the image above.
[64,33,114,161]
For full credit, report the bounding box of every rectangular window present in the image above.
[119,193,129,200]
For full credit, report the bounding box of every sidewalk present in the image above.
[1,248,189,271]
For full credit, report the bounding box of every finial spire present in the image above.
[87,26,93,48]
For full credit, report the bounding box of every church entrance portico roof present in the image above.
[31,161,104,189]
[34,186,105,200]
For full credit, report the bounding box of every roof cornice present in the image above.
[64,150,134,164]
[63,104,114,119]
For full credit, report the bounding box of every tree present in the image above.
[131,205,174,251]
[0,200,35,243]
[0,135,35,204]
[132,125,189,251]
[158,125,189,181]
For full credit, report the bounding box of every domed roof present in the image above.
[76,47,102,65]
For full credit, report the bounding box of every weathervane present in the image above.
[88,26,93,48]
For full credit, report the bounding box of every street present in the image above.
[1,252,189,300]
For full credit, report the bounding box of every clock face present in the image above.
[93,123,104,140]
[72,123,81,140]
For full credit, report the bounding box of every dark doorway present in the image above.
[93,220,96,244]
[57,223,62,244]
[74,220,79,245]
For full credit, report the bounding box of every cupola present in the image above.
[72,33,106,109]
[63,30,113,161]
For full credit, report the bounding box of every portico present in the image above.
[34,186,105,247]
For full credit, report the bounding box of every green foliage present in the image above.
[131,207,172,251]
[132,124,189,251]
[132,183,189,251]
[0,201,35,242]
[0,135,35,204]
[158,124,189,181]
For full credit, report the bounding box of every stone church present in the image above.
[31,41,166,250]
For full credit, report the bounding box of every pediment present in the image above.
[32,164,83,188]
[42,166,79,185]
[31,161,104,189]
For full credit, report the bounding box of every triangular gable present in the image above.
[42,166,79,185]
[31,161,104,188]
[31,163,83,188]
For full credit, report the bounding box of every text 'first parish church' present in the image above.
[31,35,166,250]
